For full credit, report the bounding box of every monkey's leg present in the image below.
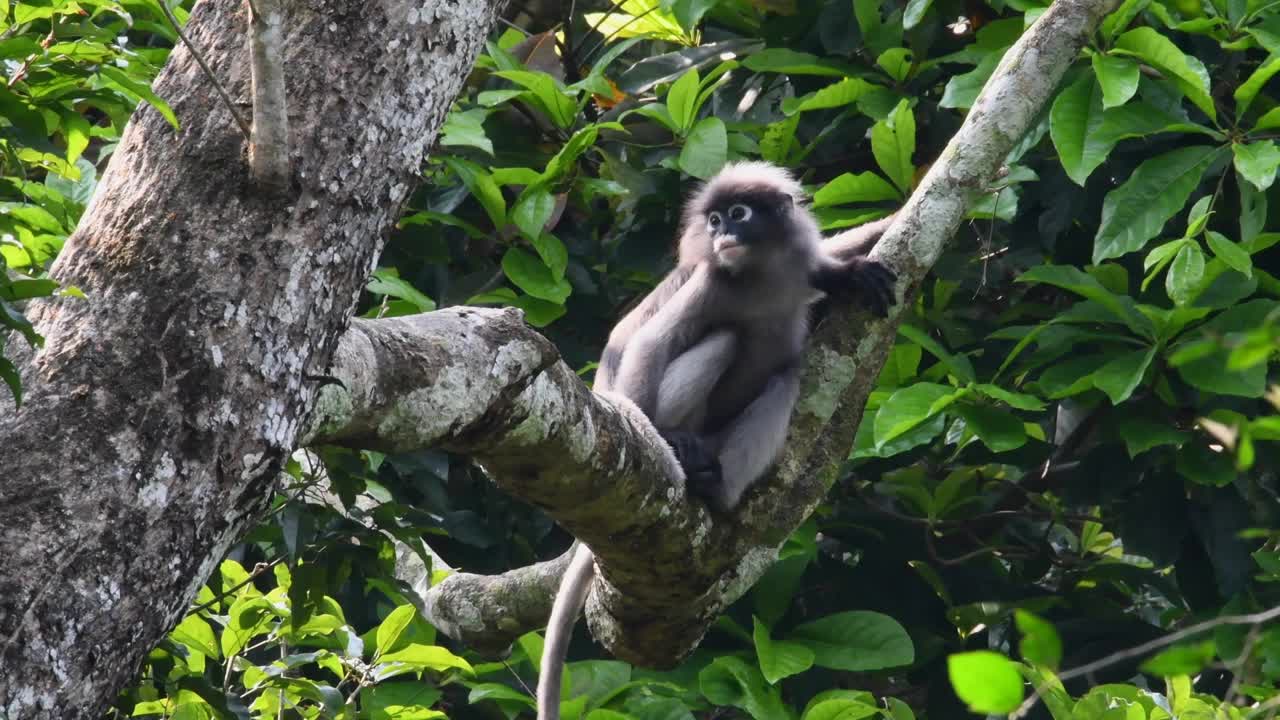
[655,329,736,429]
[697,367,802,512]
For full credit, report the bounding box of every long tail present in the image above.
[537,544,596,720]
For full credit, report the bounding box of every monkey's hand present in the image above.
[659,429,723,501]
[812,257,897,317]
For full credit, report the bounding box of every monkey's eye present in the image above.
[708,211,723,228]
[728,204,752,222]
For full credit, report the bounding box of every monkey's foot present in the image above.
[825,257,898,317]
[659,430,723,499]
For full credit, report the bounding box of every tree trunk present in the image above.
[0,0,502,715]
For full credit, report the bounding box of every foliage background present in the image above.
[2,0,1279,717]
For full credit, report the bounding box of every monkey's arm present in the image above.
[810,254,897,317]
[698,366,802,512]
[820,212,897,261]
[594,265,695,393]
[610,265,716,417]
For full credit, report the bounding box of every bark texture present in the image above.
[0,0,502,715]
[312,0,1119,666]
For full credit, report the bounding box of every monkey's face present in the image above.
[704,188,795,271]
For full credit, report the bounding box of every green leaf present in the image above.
[1205,231,1252,276]
[813,172,901,208]
[1093,146,1221,263]
[801,699,879,720]
[1235,54,1280,116]
[375,604,417,658]
[876,48,913,83]
[666,68,700,133]
[678,116,727,179]
[532,232,569,281]
[1231,141,1280,191]
[443,157,506,228]
[1117,416,1189,457]
[940,51,1002,110]
[1166,244,1205,306]
[1015,611,1062,670]
[872,100,915,195]
[670,0,719,33]
[786,611,914,671]
[1254,106,1280,131]
[1050,74,1105,186]
[378,643,473,673]
[512,189,557,241]
[440,108,494,155]
[897,325,976,382]
[1113,27,1215,121]
[1092,346,1156,404]
[502,248,572,304]
[903,0,932,29]
[494,70,577,129]
[971,384,1045,411]
[364,683,445,720]
[742,48,852,76]
[1175,300,1276,397]
[1016,265,1154,338]
[1091,54,1139,108]
[171,613,221,660]
[368,270,436,312]
[953,403,1027,452]
[947,651,1024,714]
[752,617,814,685]
[874,383,963,448]
[58,107,91,164]
[1140,641,1216,676]
[698,656,787,720]
[781,78,876,115]
[100,65,179,130]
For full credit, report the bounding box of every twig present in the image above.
[157,0,252,141]
[247,0,291,189]
[1012,605,1280,719]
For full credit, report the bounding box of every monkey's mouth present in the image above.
[713,237,746,262]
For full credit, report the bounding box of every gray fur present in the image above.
[538,162,897,720]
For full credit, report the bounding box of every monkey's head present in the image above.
[678,161,820,271]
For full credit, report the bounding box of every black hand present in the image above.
[659,429,723,501]
[812,258,898,317]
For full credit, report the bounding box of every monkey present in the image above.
[536,162,897,720]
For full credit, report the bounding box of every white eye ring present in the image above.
[708,211,723,228]
[728,204,752,221]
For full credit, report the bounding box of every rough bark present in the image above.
[0,0,503,715]
[311,0,1119,666]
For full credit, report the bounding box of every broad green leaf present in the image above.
[1118,416,1189,456]
[532,233,569,281]
[1038,354,1111,398]
[897,325,976,382]
[781,78,876,115]
[1175,299,1277,397]
[1091,346,1156,404]
[378,643,473,673]
[1093,146,1221,263]
[1050,75,1106,186]
[443,157,506,228]
[698,656,787,720]
[872,100,915,195]
[583,1,688,44]
[57,107,90,164]
[786,611,914,671]
[100,66,179,130]
[874,383,963,447]
[512,189,557,242]
[678,116,727,179]
[1166,244,1205,306]
[502,248,572,304]
[1016,265,1154,338]
[1091,54,1139,108]
[375,604,417,658]
[876,48,913,83]
[1235,54,1280,115]
[1015,611,1062,669]
[171,614,221,660]
[1113,28,1215,121]
[802,699,879,720]
[972,383,1045,411]
[947,651,1024,714]
[1205,231,1252,276]
[671,0,719,33]
[666,68,700,133]
[940,51,1002,110]
[1232,141,1280,191]
[752,617,814,684]
[903,0,932,28]
[494,70,577,129]
[953,403,1027,452]
[439,108,493,155]
[813,172,900,208]
[363,683,445,720]
[742,48,852,76]
[368,270,435,312]
[1254,107,1280,131]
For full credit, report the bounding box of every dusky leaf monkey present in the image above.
[537,161,898,720]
